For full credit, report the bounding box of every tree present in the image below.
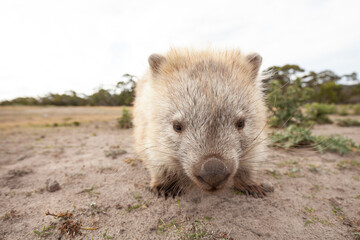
[265,64,305,86]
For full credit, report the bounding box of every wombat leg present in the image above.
[233,167,273,198]
[150,170,184,199]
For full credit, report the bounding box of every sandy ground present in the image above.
[0,107,359,240]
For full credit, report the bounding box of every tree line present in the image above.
[1,66,359,106]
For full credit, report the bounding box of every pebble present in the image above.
[46,179,60,192]
[261,182,275,192]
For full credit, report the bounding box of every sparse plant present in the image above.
[123,158,138,166]
[156,218,232,239]
[304,207,314,213]
[265,168,281,179]
[87,202,108,216]
[314,135,359,155]
[337,160,360,170]
[332,205,343,216]
[307,164,319,173]
[186,220,210,239]
[234,190,244,195]
[338,106,349,116]
[104,146,127,159]
[77,185,100,196]
[353,104,360,115]
[125,193,147,212]
[269,125,359,155]
[103,229,114,239]
[269,125,315,149]
[126,203,145,212]
[34,225,56,238]
[157,219,180,233]
[117,107,133,129]
[337,118,360,127]
[284,168,302,178]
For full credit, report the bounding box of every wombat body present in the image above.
[133,48,270,198]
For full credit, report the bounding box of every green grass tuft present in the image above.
[33,225,55,237]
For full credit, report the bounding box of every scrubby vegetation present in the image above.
[117,107,133,129]
[1,74,136,106]
[269,125,314,149]
[1,65,359,107]
[305,103,336,124]
[266,79,313,127]
[337,118,360,127]
[264,65,359,128]
[1,63,359,155]
[266,65,360,155]
[353,104,360,115]
[265,65,359,104]
[269,125,359,155]
[338,106,349,116]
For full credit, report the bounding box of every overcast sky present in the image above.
[0,0,359,100]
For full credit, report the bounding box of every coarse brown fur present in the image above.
[133,48,271,198]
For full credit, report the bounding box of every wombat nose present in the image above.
[198,158,230,188]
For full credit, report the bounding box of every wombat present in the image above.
[133,48,272,198]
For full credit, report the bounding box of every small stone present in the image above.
[46,179,60,192]
[261,182,275,192]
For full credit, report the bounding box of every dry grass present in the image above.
[0,106,132,129]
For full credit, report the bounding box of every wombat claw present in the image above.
[151,182,183,200]
[235,182,274,198]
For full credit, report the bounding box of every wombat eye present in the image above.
[235,118,245,130]
[173,121,183,133]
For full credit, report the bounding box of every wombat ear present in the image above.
[246,53,262,74]
[148,54,166,73]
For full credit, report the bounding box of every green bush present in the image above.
[315,81,343,103]
[353,104,360,115]
[305,103,335,124]
[269,125,359,155]
[117,107,133,129]
[0,74,136,106]
[0,97,39,106]
[269,125,315,149]
[338,106,349,116]
[266,79,313,128]
[313,135,359,155]
[337,118,360,127]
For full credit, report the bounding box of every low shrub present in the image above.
[269,125,359,155]
[353,104,360,115]
[305,103,335,124]
[314,135,359,155]
[337,118,360,127]
[117,107,133,129]
[269,125,315,149]
[266,79,313,128]
[338,106,349,116]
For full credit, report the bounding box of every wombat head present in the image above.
[147,49,267,192]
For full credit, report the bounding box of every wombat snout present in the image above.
[197,158,230,190]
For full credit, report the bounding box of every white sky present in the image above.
[0,0,359,100]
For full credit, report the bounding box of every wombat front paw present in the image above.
[234,182,274,198]
[151,181,183,200]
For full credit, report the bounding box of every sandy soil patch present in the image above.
[0,107,359,239]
